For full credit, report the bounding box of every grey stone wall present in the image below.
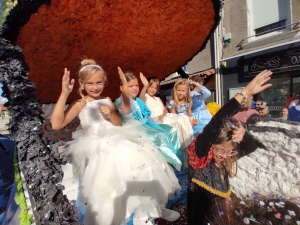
[187,38,214,73]
[221,0,300,59]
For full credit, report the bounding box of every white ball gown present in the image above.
[65,99,180,225]
[145,93,194,149]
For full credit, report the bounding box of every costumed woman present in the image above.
[188,70,273,224]
[139,76,194,149]
[50,60,181,225]
[189,76,212,135]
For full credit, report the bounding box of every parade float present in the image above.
[0,0,299,225]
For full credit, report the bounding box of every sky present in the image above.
[0,83,8,104]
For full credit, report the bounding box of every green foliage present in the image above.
[0,0,18,27]
[13,147,34,225]
[5,109,11,116]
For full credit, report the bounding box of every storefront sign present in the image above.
[242,47,300,79]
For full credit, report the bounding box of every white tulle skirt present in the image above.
[65,121,180,225]
[162,113,194,149]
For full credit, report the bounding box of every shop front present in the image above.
[221,40,300,118]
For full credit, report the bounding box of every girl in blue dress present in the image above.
[166,79,199,135]
[189,76,212,135]
[114,69,186,171]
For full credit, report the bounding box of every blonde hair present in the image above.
[78,59,107,99]
[170,78,192,110]
[148,78,160,91]
[213,122,238,180]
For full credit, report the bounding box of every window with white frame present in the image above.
[247,0,292,41]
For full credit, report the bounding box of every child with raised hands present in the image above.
[50,59,181,225]
[188,70,273,224]
[188,76,212,135]
[115,68,185,171]
[139,75,194,149]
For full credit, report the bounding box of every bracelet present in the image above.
[235,91,248,105]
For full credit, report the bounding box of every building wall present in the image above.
[187,38,214,73]
[220,0,248,58]
[221,0,300,58]
[292,0,300,23]
[222,73,249,104]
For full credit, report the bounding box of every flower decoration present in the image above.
[206,102,221,116]
[0,0,221,224]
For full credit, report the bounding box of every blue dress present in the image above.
[190,86,212,135]
[115,96,184,172]
[166,100,190,116]
[288,106,300,122]
[115,97,188,208]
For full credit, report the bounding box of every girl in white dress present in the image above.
[139,77,194,149]
[50,59,181,225]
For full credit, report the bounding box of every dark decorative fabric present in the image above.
[188,162,229,224]
[189,161,230,193]
[0,36,78,224]
[0,1,78,223]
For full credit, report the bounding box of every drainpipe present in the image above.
[213,29,222,105]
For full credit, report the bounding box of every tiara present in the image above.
[79,64,103,72]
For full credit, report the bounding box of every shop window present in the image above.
[205,90,215,104]
[255,20,286,36]
[292,77,300,96]
[256,76,300,117]
[247,0,291,41]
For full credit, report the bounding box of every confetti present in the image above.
[243,217,250,224]
[284,215,292,220]
[218,211,224,217]
[288,210,295,216]
[275,202,284,208]
[274,213,281,219]
[259,201,265,206]
[240,201,248,207]
[249,215,258,223]
[253,192,259,200]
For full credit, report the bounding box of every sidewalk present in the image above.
[0,116,9,135]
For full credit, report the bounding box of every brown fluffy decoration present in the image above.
[16,0,217,103]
